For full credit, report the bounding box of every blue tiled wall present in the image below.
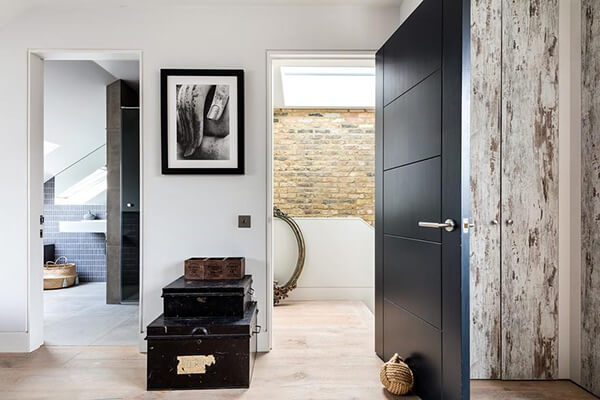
[43,178,107,282]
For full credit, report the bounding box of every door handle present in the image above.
[418,219,456,232]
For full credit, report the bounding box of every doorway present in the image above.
[266,51,376,349]
[28,50,143,347]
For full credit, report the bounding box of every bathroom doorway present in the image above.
[29,50,143,347]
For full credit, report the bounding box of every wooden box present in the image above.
[162,275,253,318]
[146,302,258,390]
[184,257,245,280]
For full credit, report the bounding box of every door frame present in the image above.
[265,50,376,350]
[26,49,145,352]
[460,0,471,391]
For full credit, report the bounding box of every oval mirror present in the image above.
[273,206,305,305]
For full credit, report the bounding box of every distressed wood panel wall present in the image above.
[470,0,502,380]
[501,0,559,379]
[581,1,600,396]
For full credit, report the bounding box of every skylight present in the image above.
[280,66,375,108]
[56,167,107,205]
[44,140,60,156]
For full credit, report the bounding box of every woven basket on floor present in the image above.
[380,353,414,396]
[44,256,78,290]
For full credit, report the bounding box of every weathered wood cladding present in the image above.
[471,0,559,379]
[470,0,502,380]
[501,0,559,380]
[581,1,600,396]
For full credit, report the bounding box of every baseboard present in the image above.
[257,330,270,352]
[138,333,147,353]
[284,287,374,312]
[0,332,34,352]
[567,379,600,399]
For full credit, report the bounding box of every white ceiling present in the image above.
[36,0,403,6]
[1,0,403,27]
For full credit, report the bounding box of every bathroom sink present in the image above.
[58,220,106,234]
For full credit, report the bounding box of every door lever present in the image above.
[418,219,456,232]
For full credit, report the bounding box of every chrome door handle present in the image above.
[418,219,456,232]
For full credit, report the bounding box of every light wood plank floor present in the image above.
[471,380,597,400]
[0,301,596,399]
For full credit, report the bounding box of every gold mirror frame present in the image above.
[273,206,306,305]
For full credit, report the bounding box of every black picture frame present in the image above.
[161,69,245,174]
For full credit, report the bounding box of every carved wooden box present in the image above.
[184,257,245,280]
[146,302,258,390]
[162,275,253,318]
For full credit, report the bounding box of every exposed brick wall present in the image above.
[273,108,375,225]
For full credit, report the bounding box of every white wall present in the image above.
[554,0,583,381]
[398,0,422,24]
[274,218,374,311]
[44,60,115,181]
[0,4,400,351]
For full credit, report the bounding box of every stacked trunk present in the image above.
[146,261,257,391]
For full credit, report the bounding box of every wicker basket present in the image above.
[44,256,78,290]
[380,353,414,396]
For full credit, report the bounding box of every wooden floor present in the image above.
[471,380,598,400]
[0,301,596,399]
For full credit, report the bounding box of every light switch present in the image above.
[238,215,251,228]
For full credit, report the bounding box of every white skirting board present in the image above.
[280,287,374,313]
[0,332,36,352]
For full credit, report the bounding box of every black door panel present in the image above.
[384,300,442,400]
[382,0,442,105]
[383,235,441,328]
[384,70,441,169]
[383,157,441,242]
[375,0,469,398]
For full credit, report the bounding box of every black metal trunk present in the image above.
[146,302,258,390]
[162,275,253,318]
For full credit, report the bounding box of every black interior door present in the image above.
[375,1,470,399]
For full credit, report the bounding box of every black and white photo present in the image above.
[161,69,244,174]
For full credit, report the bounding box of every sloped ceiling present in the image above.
[94,60,139,91]
[44,60,116,181]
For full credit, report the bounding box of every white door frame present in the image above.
[265,50,375,350]
[26,49,145,352]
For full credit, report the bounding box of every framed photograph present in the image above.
[161,69,244,174]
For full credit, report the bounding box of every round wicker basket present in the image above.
[44,256,78,290]
[379,353,414,396]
